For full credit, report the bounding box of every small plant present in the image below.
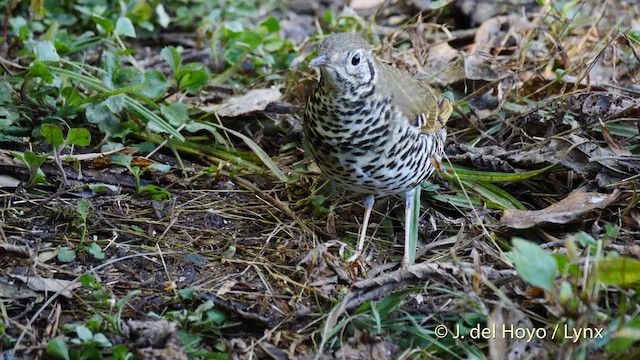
[40,124,91,188]
[161,46,209,95]
[77,199,106,260]
[159,294,229,358]
[79,272,142,334]
[11,151,49,188]
[109,154,172,199]
[0,81,27,143]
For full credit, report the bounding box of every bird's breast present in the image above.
[304,93,441,196]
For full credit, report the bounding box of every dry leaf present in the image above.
[350,0,384,9]
[0,243,33,258]
[210,88,282,117]
[600,120,632,156]
[500,191,618,229]
[0,174,21,188]
[216,280,238,296]
[36,250,58,263]
[10,274,81,298]
[0,281,41,300]
[487,305,507,360]
[472,15,530,54]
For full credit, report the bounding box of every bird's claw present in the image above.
[346,250,362,264]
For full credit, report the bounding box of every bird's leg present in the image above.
[348,194,374,262]
[401,188,416,268]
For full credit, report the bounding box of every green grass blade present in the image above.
[51,67,184,141]
[205,122,288,182]
[408,188,419,265]
[441,163,554,182]
[461,181,527,210]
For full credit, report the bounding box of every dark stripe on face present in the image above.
[367,58,375,81]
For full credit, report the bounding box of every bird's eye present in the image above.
[351,53,361,66]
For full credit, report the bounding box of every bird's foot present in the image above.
[400,255,412,269]
[430,153,443,171]
[346,250,363,264]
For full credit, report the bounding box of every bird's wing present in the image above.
[378,60,452,134]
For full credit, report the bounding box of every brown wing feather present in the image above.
[376,59,451,134]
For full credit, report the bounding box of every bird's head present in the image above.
[309,34,377,90]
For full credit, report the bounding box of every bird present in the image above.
[303,33,452,267]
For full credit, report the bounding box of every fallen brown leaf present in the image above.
[208,87,282,117]
[500,191,618,229]
[10,274,81,298]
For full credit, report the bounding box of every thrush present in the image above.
[304,33,452,266]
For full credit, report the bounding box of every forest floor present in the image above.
[1,0,639,359]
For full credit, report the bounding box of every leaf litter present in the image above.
[1,0,640,358]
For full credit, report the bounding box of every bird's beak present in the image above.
[309,55,330,67]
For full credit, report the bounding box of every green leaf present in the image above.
[110,154,133,168]
[92,332,113,347]
[9,16,31,41]
[161,46,182,74]
[88,242,105,260]
[65,128,91,146]
[429,0,453,9]
[0,82,11,103]
[309,195,325,207]
[184,122,228,146]
[104,94,126,113]
[41,124,64,147]
[147,163,171,172]
[129,0,153,23]
[57,247,76,263]
[46,338,70,360]
[607,319,640,356]
[224,20,243,33]
[0,107,20,127]
[35,41,60,63]
[204,123,288,182]
[177,63,209,93]
[597,257,640,287]
[92,15,115,35]
[115,17,136,38]
[461,180,526,210]
[75,325,93,342]
[142,70,170,98]
[259,17,280,33]
[553,253,581,277]
[76,199,90,221]
[103,52,119,85]
[235,31,263,51]
[510,238,558,290]
[205,308,227,326]
[30,62,54,82]
[17,150,49,186]
[50,66,185,141]
[179,287,196,299]
[574,231,596,247]
[441,163,554,183]
[86,103,120,135]
[263,38,284,52]
[22,150,48,169]
[138,185,172,200]
[604,223,620,241]
[112,344,133,359]
[113,68,145,88]
[161,103,189,127]
[431,193,484,209]
[88,183,119,193]
[80,273,99,289]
